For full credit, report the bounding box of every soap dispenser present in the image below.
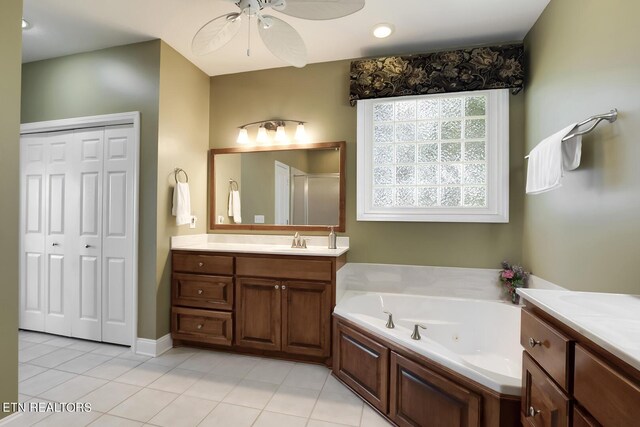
[328,226,337,249]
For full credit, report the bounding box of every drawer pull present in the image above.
[528,406,541,417]
[198,262,204,267]
[197,289,203,295]
[197,324,203,330]
[529,337,542,348]
[275,285,280,290]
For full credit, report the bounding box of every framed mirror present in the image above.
[209,141,346,232]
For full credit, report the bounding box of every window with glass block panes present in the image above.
[357,89,509,223]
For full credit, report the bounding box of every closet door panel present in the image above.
[71,129,104,341]
[102,125,135,345]
[21,136,47,331]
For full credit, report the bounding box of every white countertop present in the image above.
[517,289,640,371]
[171,233,349,257]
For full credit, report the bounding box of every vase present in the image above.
[511,292,520,305]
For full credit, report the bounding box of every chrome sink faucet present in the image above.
[383,311,395,329]
[411,324,426,340]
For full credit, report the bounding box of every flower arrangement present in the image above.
[499,261,530,304]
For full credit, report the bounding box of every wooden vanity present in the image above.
[171,249,346,363]
[519,291,640,427]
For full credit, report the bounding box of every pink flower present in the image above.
[501,270,514,279]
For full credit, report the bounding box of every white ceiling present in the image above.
[22,0,550,76]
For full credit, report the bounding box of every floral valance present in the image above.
[349,44,524,106]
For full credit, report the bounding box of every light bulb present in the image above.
[256,126,269,144]
[236,128,249,145]
[372,23,394,39]
[275,125,288,143]
[22,18,30,29]
[294,123,307,143]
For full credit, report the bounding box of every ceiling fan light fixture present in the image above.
[372,23,394,39]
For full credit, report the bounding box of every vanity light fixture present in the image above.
[372,23,394,39]
[236,119,308,145]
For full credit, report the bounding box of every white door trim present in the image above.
[20,111,140,353]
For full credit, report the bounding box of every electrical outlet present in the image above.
[254,215,265,224]
[190,216,197,229]
[217,215,225,224]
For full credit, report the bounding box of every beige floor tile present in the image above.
[222,378,278,409]
[117,353,151,363]
[307,420,350,427]
[19,370,76,396]
[44,336,79,348]
[19,331,56,344]
[89,414,144,426]
[84,358,141,380]
[67,340,101,353]
[82,381,142,413]
[283,363,330,391]
[32,409,102,426]
[19,340,38,350]
[322,375,356,396]
[90,344,129,358]
[148,395,218,427]
[198,403,260,427]
[56,353,112,374]
[145,347,199,368]
[29,348,86,369]
[265,385,320,417]
[209,355,262,378]
[245,359,296,385]
[183,373,241,401]
[253,411,307,427]
[109,388,178,422]
[147,368,203,394]
[360,405,393,426]
[19,344,59,363]
[19,363,48,382]
[113,362,172,386]
[310,390,364,426]
[40,375,107,402]
[176,351,230,373]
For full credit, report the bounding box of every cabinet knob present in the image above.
[281,285,286,290]
[52,243,59,247]
[85,244,91,248]
[275,285,280,290]
[528,406,541,417]
[197,289,203,295]
[528,337,542,348]
[198,262,204,267]
[197,324,203,330]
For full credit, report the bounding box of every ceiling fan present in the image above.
[192,0,365,68]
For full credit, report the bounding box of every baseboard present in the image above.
[0,412,23,426]
[135,333,173,357]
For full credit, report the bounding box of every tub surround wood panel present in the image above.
[170,246,345,363]
[519,291,640,426]
[332,315,520,427]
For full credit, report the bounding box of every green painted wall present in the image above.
[21,41,162,339]
[0,0,23,418]
[156,42,210,336]
[523,0,640,293]
[210,60,526,268]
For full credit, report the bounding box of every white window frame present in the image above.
[356,89,510,223]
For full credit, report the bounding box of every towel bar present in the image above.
[174,168,189,183]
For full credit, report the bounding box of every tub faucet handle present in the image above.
[383,311,395,329]
[411,324,426,340]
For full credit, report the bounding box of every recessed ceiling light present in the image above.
[372,23,394,39]
[22,18,31,29]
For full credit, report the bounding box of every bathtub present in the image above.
[334,290,523,395]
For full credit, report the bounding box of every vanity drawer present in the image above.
[236,256,332,282]
[521,310,572,390]
[172,274,233,311]
[171,307,233,346]
[522,352,570,427]
[172,252,233,275]
[574,345,640,427]
[573,406,601,427]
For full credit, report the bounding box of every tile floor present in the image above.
[9,330,392,427]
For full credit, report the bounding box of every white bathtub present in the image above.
[334,291,523,395]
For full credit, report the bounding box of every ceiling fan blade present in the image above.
[258,15,308,68]
[275,0,365,20]
[192,13,242,56]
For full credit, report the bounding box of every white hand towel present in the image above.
[228,190,242,223]
[172,182,192,226]
[526,124,581,194]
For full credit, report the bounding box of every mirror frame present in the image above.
[208,141,346,232]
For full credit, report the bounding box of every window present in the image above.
[357,89,509,223]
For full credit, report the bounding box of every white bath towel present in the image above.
[526,124,582,194]
[228,190,242,223]
[172,182,192,226]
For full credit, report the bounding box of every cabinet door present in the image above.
[282,281,331,357]
[521,352,570,427]
[236,278,281,351]
[390,352,481,427]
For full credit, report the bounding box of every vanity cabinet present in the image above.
[520,304,640,427]
[171,250,342,363]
